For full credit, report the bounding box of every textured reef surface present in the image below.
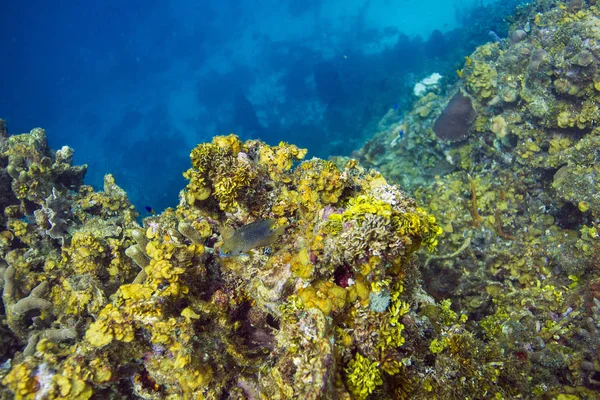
[0,122,443,399]
[3,0,600,399]
[357,0,600,398]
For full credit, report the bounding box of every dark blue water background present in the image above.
[1,0,526,213]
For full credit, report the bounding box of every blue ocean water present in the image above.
[1,0,526,214]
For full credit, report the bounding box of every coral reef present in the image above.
[4,2,600,398]
[0,124,447,399]
[0,125,140,399]
[356,0,600,397]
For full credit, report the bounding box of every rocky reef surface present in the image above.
[357,0,600,398]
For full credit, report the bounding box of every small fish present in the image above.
[220,219,286,257]
[390,125,405,147]
[393,102,399,111]
[145,206,155,215]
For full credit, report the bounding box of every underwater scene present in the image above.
[2,0,600,398]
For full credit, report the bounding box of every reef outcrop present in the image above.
[357,0,600,397]
[0,125,448,399]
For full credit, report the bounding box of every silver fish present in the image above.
[220,219,286,257]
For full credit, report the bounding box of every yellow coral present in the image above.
[144,258,188,296]
[189,143,219,172]
[146,259,182,280]
[53,374,93,400]
[183,168,212,202]
[151,318,179,345]
[119,283,153,301]
[438,298,459,325]
[145,240,175,261]
[298,280,347,315]
[212,165,255,212]
[466,60,497,99]
[212,133,244,154]
[579,201,590,212]
[63,232,106,274]
[324,195,393,236]
[345,353,383,400]
[8,219,28,238]
[291,247,314,279]
[185,134,259,212]
[429,338,447,354]
[259,141,307,180]
[347,274,370,304]
[50,279,100,318]
[393,208,442,250]
[272,186,300,217]
[344,195,393,221]
[178,365,213,394]
[143,340,213,398]
[2,362,38,400]
[377,284,409,349]
[85,304,135,347]
[192,219,212,239]
[4,346,99,400]
[295,159,348,209]
[557,110,575,128]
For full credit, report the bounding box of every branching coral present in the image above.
[2,266,52,338]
